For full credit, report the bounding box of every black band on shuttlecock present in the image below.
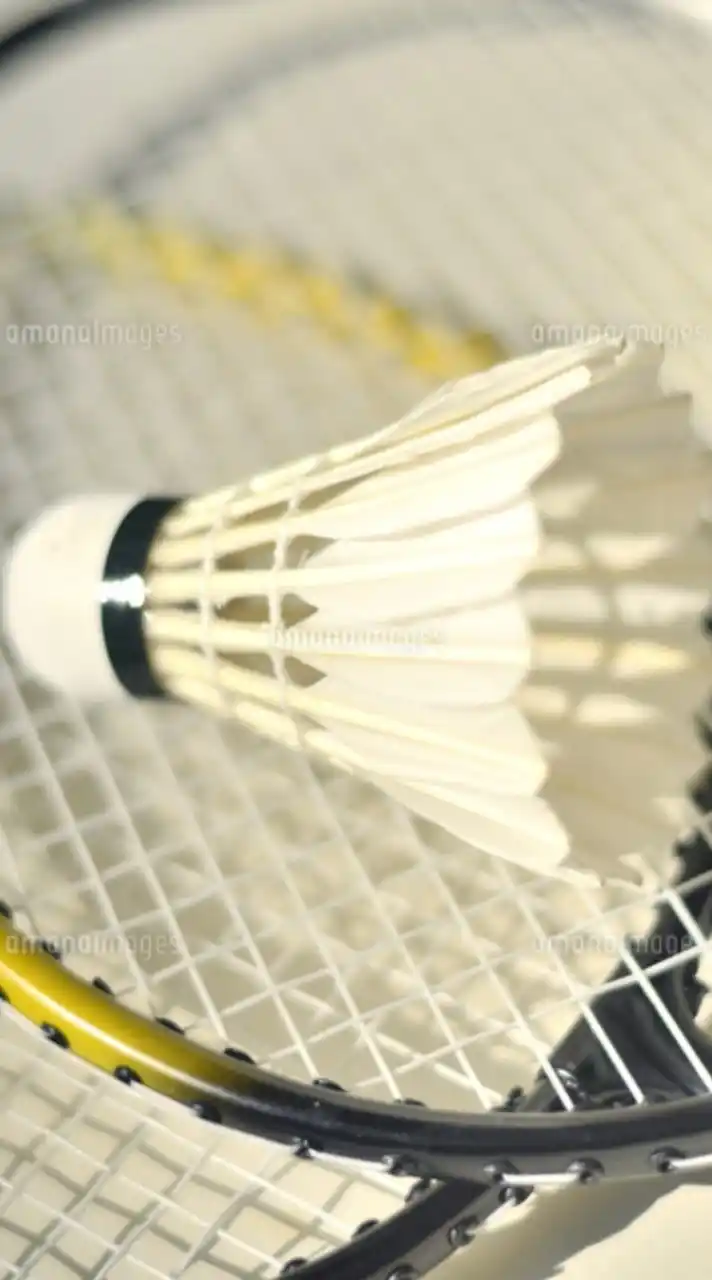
[101,498,182,699]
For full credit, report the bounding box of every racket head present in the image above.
[3,2,712,1278]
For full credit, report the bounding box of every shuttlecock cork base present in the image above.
[2,338,688,876]
[4,495,180,702]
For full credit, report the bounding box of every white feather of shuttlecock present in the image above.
[137,336,660,878]
[519,342,711,886]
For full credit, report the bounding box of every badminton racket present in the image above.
[2,3,712,1278]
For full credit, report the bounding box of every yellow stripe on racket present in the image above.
[67,203,506,380]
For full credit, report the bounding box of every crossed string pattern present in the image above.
[3,2,712,1273]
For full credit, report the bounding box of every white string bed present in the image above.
[2,2,712,1277]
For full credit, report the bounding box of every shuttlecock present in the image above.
[2,338,701,878]
[518,343,711,886]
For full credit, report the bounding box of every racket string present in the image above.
[4,3,712,1277]
[4,220,712,1054]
